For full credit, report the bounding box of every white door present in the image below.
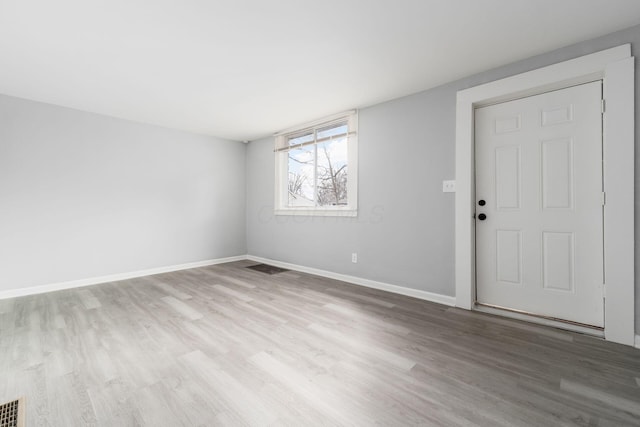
[475,81,604,327]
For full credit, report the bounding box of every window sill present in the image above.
[274,208,357,217]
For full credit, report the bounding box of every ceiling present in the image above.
[1,1,639,142]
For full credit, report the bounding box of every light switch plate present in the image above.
[442,180,456,193]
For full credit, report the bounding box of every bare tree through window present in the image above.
[276,113,356,213]
[286,129,348,207]
[317,144,347,205]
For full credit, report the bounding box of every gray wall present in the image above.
[246,24,640,330]
[0,94,246,292]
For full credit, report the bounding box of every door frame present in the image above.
[455,45,635,346]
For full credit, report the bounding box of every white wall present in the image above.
[0,94,246,292]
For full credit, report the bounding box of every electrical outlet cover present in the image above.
[442,180,456,192]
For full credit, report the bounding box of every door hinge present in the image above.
[601,192,606,206]
[601,99,606,114]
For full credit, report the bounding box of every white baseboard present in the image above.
[0,255,247,300]
[246,255,456,307]
[635,335,640,349]
[1,254,457,309]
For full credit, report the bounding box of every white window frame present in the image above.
[274,111,358,216]
[455,45,635,346]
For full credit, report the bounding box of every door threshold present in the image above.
[474,303,604,337]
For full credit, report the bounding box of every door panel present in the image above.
[542,231,574,292]
[496,230,522,284]
[495,146,521,210]
[475,81,603,327]
[541,138,573,209]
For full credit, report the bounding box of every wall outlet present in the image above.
[442,180,456,192]
[351,253,358,263]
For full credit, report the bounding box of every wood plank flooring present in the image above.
[1,260,639,426]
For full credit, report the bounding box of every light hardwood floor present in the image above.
[1,260,639,426]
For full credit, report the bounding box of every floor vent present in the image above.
[0,397,25,427]
[246,264,289,275]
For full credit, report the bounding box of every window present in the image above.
[275,111,358,216]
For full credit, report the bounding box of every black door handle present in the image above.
[478,213,487,221]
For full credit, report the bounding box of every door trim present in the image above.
[455,45,635,346]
